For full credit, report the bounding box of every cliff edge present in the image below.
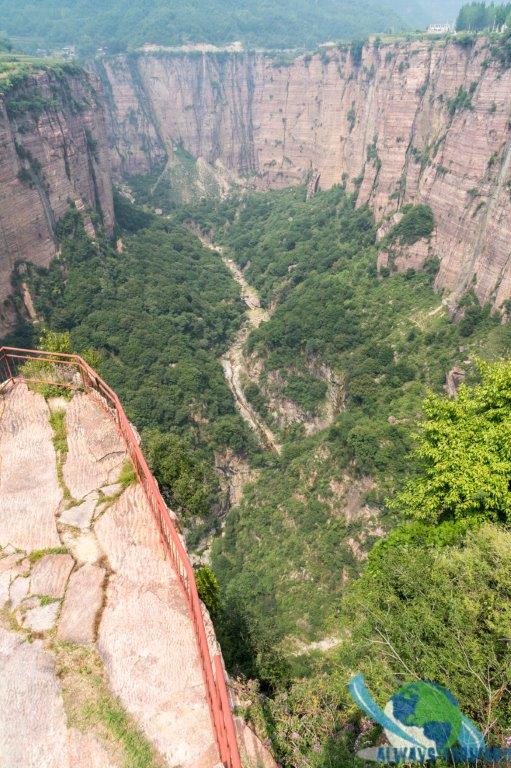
[98,39,511,308]
[0,64,114,334]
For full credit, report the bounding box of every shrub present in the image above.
[195,565,221,618]
[350,39,365,67]
[447,86,473,116]
[384,204,435,246]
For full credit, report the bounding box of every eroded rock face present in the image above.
[0,68,114,333]
[100,40,511,307]
[445,366,466,397]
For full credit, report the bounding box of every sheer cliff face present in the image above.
[101,42,511,307]
[0,69,113,333]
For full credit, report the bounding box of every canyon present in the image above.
[97,39,511,309]
[0,67,113,333]
[2,38,511,335]
[1,33,510,768]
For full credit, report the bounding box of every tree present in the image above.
[195,565,221,618]
[391,359,511,525]
[142,428,218,520]
[38,328,72,354]
[341,524,511,739]
[0,34,12,51]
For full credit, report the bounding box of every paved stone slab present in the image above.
[22,601,60,632]
[58,564,105,644]
[0,554,30,600]
[101,483,122,497]
[10,575,29,608]
[0,628,69,767]
[0,383,61,551]
[94,485,163,575]
[59,497,97,529]
[99,574,219,768]
[20,596,39,611]
[96,485,219,768]
[63,393,126,500]
[61,530,102,565]
[68,729,116,768]
[0,571,10,608]
[0,553,22,573]
[30,554,74,598]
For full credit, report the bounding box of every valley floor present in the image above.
[199,237,282,454]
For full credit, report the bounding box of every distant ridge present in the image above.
[0,0,449,55]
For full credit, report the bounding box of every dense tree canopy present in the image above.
[19,205,258,542]
[9,184,511,766]
[456,1,511,30]
[392,359,511,524]
[0,0,460,55]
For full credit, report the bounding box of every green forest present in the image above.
[456,1,511,30]
[0,0,460,55]
[211,190,511,765]
[7,182,511,766]
[13,200,261,545]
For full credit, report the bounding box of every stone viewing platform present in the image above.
[0,380,221,768]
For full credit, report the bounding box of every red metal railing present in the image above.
[0,346,242,768]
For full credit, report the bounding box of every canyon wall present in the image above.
[99,41,511,307]
[0,68,114,333]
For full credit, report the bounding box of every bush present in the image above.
[384,204,435,246]
[195,565,221,618]
[20,330,73,398]
[447,86,473,116]
[350,39,366,67]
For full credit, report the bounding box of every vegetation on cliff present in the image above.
[173,187,511,765]
[0,52,82,95]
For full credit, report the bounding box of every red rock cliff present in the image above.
[0,68,114,333]
[99,41,511,308]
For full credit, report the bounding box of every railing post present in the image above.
[215,654,241,768]
[0,350,13,382]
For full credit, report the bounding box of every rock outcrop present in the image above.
[0,381,222,767]
[98,39,511,307]
[0,67,114,333]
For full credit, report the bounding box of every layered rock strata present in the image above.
[99,40,511,306]
[0,68,114,333]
